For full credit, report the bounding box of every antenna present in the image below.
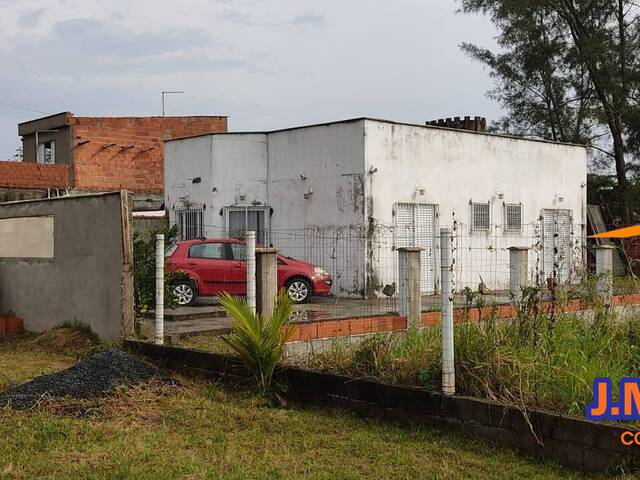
[161,91,184,116]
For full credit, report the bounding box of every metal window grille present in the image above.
[225,207,268,244]
[471,202,490,231]
[505,203,522,231]
[176,208,203,240]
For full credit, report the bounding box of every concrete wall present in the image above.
[0,192,131,339]
[19,112,73,165]
[165,122,366,295]
[164,118,587,296]
[364,119,588,291]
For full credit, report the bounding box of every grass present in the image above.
[0,332,607,479]
[302,306,640,417]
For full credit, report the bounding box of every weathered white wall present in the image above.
[165,118,587,297]
[164,122,367,295]
[363,119,588,291]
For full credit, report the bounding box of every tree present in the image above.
[459,0,640,221]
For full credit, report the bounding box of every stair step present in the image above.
[164,307,226,322]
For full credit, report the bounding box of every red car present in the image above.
[166,238,332,305]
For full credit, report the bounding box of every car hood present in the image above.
[279,255,317,271]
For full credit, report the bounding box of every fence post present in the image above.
[155,233,164,345]
[398,247,422,329]
[440,227,455,395]
[246,231,256,313]
[256,247,279,319]
[508,247,529,302]
[595,245,614,306]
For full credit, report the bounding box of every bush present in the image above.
[133,225,185,316]
[218,291,296,394]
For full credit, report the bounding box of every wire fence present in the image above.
[135,215,640,345]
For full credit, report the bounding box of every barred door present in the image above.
[542,209,573,282]
[176,208,203,240]
[395,203,437,292]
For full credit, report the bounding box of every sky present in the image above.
[0,0,500,159]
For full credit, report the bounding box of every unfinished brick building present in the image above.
[0,112,227,203]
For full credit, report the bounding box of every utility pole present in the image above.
[161,91,184,116]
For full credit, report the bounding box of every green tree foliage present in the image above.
[218,291,295,394]
[133,225,185,315]
[459,0,640,221]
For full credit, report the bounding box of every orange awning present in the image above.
[590,225,640,238]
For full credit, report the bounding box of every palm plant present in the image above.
[218,291,295,393]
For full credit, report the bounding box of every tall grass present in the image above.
[304,305,640,415]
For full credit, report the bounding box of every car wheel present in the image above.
[286,278,311,304]
[173,282,197,306]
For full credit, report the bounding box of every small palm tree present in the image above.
[218,291,295,393]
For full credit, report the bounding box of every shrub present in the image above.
[133,225,184,316]
[218,291,295,393]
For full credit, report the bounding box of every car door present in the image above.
[186,242,236,296]
[228,242,248,295]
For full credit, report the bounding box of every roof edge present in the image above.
[165,116,586,149]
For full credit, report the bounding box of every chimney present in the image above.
[426,116,487,132]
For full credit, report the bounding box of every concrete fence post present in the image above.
[155,233,164,345]
[595,245,614,306]
[440,228,455,395]
[256,247,278,319]
[508,247,529,302]
[246,231,256,313]
[398,247,422,329]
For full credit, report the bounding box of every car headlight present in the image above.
[314,267,329,276]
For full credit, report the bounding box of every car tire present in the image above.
[285,278,311,304]
[172,282,197,306]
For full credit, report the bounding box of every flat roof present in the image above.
[165,116,586,149]
[18,111,229,126]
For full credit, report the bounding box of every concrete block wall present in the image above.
[71,116,227,194]
[0,161,69,189]
[0,192,132,339]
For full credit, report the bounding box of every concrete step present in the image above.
[164,306,227,322]
[138,316,232,341]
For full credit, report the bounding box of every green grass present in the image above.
[303,308,640,417]
[0,333,604,479]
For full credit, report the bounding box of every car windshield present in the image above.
[165,241,178,258]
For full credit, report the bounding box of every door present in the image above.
[186,241,237,295]
[395,203,437,293]
[227,242,248,295]
[225,207,269,244]
[542,209,573,283]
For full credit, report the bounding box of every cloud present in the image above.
[16,7,48,28]
[50,18,210,58]
[290,14,325,28]
[219,10,258,26]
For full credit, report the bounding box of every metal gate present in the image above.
[542,209,573,282]
[395,203,437,292]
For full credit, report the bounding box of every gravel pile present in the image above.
[0,350,171,410]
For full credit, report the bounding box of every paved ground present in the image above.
[143,291,514,339]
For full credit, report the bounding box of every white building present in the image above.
[164,118,587,297]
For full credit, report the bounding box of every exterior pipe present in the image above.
[440,227,455,395]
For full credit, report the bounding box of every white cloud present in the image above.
[0,0,500,158]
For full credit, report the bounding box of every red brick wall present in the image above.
[71,116,227,193]
[0,161,69,189]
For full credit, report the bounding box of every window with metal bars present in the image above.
[471,202,490,231]
[504,203,523,231]
[176,208,204,240]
